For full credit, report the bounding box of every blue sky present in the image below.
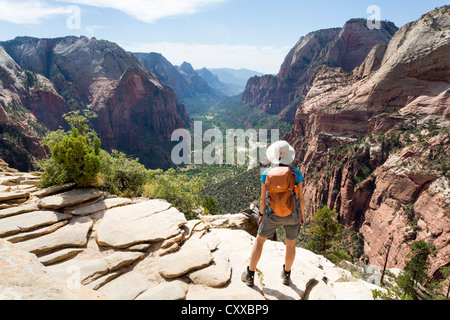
[0,0,447,74]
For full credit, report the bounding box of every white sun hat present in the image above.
[266,140,296,165]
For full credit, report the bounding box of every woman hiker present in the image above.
[241,140,305,286]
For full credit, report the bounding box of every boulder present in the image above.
[188,250,232,287]
[332,281,377,300]
[158,244,213,279]
[305,280,337,300]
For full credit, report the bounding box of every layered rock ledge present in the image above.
[0,161,384,300]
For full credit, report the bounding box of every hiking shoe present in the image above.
[241,267,255,287]
[281,265,291,286]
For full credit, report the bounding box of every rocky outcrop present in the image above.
[285,6,450,279]
[1,36,189,169]
[0,162,384,300]
[241,20,397,120]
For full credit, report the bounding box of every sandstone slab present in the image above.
[32,183,76,198]
[14,217,93,255]
[0,191,29,202]
[158,244,213,279]
[4,221,68,243]
[0,211,71,237]
[95,200,187,248]
[136,280,189,300]
[0,239,101,300]
[0,203,38,219]
[305,280,336,300]
[65,197,132,216]
[38,188,103,210]
[96,271,149,300]
[46,250,144,285]
[0,176,25,186]
[38,248,84,266]
[331,281,377,300]
[47,257,109,285]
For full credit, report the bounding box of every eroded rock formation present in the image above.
[284,6,450,279]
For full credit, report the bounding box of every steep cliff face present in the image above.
[241,20,397,120]
[0,45,72,171]
[135,53,225,114]
[1,36,189,169]
[285,6,450,278]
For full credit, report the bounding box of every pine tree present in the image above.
[396,240,436,299]
[306,206,344,256]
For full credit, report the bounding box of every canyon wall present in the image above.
[284,6,450,279]
[0,36,189,169]
[241,20,398,121]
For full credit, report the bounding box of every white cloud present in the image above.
[59,0,227,23]
[124,42,291,74]
[0,0,71,24]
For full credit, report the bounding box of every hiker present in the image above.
[242,140,305,286]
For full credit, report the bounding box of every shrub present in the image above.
[99,149,150,196]
[143,168,204,220]
[202,196,219,215]
[38,110,101,187]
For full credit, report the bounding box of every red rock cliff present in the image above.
[241,20,397,120]
[285,6,450,278]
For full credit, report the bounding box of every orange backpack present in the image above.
[265,166,297,217]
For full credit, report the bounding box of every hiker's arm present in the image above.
[298,182,305,224]
[259,182,267,218]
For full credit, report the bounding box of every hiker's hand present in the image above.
[258,215,263,225]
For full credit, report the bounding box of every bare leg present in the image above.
[249,235,267,272]
[284,238,296,272]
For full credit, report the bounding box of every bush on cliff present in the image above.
[99,149,150,196]
[38,110,101,187]
[143,168,204,220]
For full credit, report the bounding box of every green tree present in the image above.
[39,110,101,187]
[440,266,450,299]
[396,240,436,299]
[306,206,344,259]
[202,196,219,215]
